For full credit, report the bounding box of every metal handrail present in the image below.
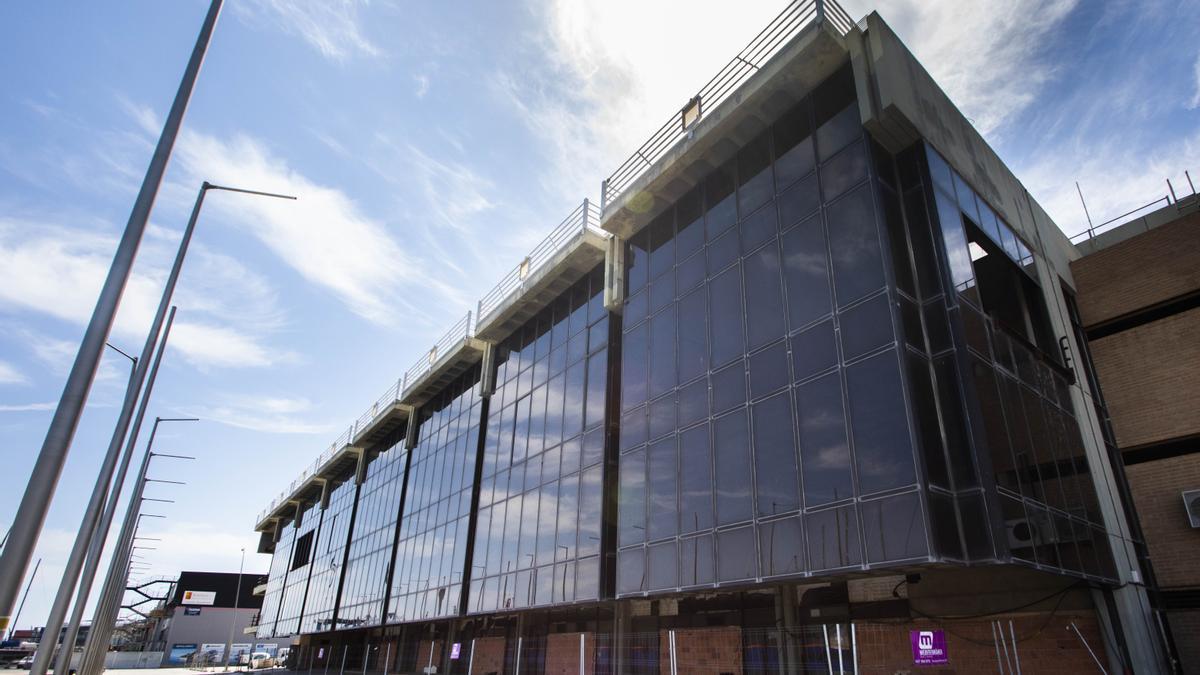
[402,310,474,393]
[476,199,605,326]
[1069,196,1172,243]
[600,0,855,211]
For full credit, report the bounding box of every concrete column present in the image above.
[603,235,625,312]
[612,601,630,675]
[318,479,332,510]
[480,342,497,398]
[291,501,304,528]
[354,448,368,485]
[404,410,420,450]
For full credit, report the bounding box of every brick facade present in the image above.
[1125,455,1200,588]
[544,632,595,675]
[660,626,743,674]
[1069,210,1200,327]
[467,637,506,675]
[855,614,1107,674]
[1089,308,1200,449]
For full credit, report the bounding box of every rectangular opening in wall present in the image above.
[291,531,313,570]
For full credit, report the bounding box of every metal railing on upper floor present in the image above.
[476,199,603,326]
[256,198,612,526]
[600,0,855,212]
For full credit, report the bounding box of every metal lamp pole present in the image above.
[38,310,175,675]
[79,419,196,675]
[224,548,245,672]
[47,178,296,675]
[0,0,224,631]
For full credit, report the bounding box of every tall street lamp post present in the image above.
[0,0,225,631]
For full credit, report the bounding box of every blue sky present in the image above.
[1,0,1196,631]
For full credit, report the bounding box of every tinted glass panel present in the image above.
[752,392,799,516]
[861,492,927,563]
[781,214,832,328]
[807,505,861,571]
[796,373,852,505]
[714,411,753,524]
[827,185,885,306]
[846,350,916,494]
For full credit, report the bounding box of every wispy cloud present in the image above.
[186,394,338,435]
[235,0,381,62]
[414,73,431,99]
[0,360,29,385]
[172,128,425,325]
[0,217,285,370]
[0,402,55,412]
[866,0,1079,136]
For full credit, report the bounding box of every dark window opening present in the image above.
[291,531,313,570]
[964,220,1059,362]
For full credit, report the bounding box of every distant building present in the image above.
[141,571,288,666]
[1071,196,1200,673]
[248,1,1179,672]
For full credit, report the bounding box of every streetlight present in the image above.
[40,307,180,675]
[223,548,245,672]
[60,177,296,675]
[78,418,197,675]
[0,0,224,628]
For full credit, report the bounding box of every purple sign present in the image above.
[449,643,461,660]
[911,630,948,665]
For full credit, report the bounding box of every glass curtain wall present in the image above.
[302,476,357,633]
[616,64,929,598]
[388,367,483,622]
[469,268,608,613]
[339,429,410,628]
[276,502,323,636]
[894,142,1116,580]
[256,523,293,639]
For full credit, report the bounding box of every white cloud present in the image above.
[0,359,28,385]
[0,402,55,412]
[186,394,339,435]
[0,218,285,369]
[864,0,1078,136]
[172,130,425,325]
[506,0,1080,200]
[414,73,431,99]
[1018,128,1200,238]
[235,0,381,62]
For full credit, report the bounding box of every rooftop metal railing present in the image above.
[476,199,604,327]
[256,197,612,527]
[403,310,475,387]
[600,0,855,212]
[1069,171,1197,243]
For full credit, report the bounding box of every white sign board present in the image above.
[182,590,217,606]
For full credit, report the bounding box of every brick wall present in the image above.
[1166,609,1200,675]
[1126,455,1200,588]
[544,632,595,675]
[467,637,505,675]
[1089,307,1200,449]
[1070,210,1200,327]
[661,626,743,675]
[855,613,1107,674]
[414,640,443,672]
